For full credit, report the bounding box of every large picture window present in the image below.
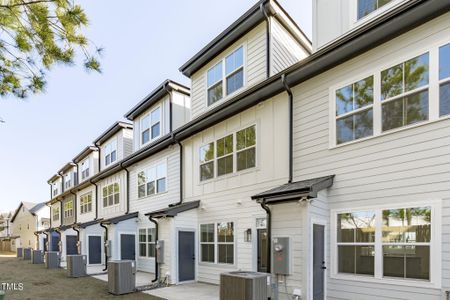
[139,228,156,258]
[200,222,234,265]
[137,162,167,198]
[199,125,256,182]
[102,183,119,207]
[357,0,393,20]
[335,76,373,144]
[207,46,244,106]
[439,43,450,117]
[335,205,434,282]
[140,107,161,145]
[381,53,429,131]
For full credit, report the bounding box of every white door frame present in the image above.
[309,218,327,300]
[176,227,197,284]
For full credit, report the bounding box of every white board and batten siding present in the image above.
[189,22,267,120]
[76,185,97,224]
[97,170,128,220]
[292,13,450,300]
[182,94,290,284]
[99,129,133,171]
[270,17,309,75]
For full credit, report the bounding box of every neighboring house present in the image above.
[10,202,50,251]
[0,212,12,238]
[41,0,450,299]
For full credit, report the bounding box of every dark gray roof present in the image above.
[76,220,102,228]
[93,121,133,146]
[179,0,311,77]
[145,201,200,218]
[29,202,47,214]
[101,212,139,225]
[251,175,334,203]
[125,79,190,121]
[57,162,76,175]
[73,146,98,163]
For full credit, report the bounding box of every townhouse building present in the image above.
[41,0,450,299]
[10,202,50,251]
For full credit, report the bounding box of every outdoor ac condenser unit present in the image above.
[23,248,31,260]
[108,260,136,295]
[66,255,87,278]
[31,250,44,264]
[220,271,268,300]
[45,251,60,269]
[16,247,23,258]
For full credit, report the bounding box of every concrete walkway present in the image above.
[143,283,219,300]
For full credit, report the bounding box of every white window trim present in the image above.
[81,158,90,181]
[64,173,72,189]
[80,192,92,215]
[329,38,450,149]
[137,160,168,199]
[330,199,442,288]
[140,105,162,146]
[204,44,247,109]
[351,0,406,27]
[199,123,258,183]
[52,207,60,221]
[199,221,236,267]
[63,200,74,219]
[104,138,118,167]
[138,227,156,259]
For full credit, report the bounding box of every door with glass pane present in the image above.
[257,229,267,272]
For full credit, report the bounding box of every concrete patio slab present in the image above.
[143,283,219,300]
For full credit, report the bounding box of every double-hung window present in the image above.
[139,228,156,258]
[64,173,72,189]
[63,201,73,219]
[381,53,429,132]
[199,125,256,182]
[200,222,234,264]
[52,183,58,197]
[81,160,90,180]
[335,205,433,282]
[335,77,374,144]
[80,192,92,214]
[207,46,244,106]
[140,107,161,145]
[199,142,214,181]
[53,207,60,221]
[357,0,393,20]
[137,162,167,198]
[439,43,450,116]
[104,140,117,166]
[102,183,119,207]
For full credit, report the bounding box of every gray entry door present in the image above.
[88,236,102,264]
[313,224,325,300]
[51,232,60,251]
[66,235,78,255]
[178,231,195,282]
[120,234,135,260]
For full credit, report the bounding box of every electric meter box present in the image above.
[272,237,290,275]
[105,240,112,258]
[156,240,164,264]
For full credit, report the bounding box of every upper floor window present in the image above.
[335,76,373,144]
[357,0,393,20]
[52,207,60,221]
[81,159,90,180]
[336,205,432,281]
[199,125,256,182]
[141,107,161,145]
[104,140,117,166]
[64,173,72,189]
[381,53,429,131]
[439,43,450,117]
[52,183,59,197]
[102,183,119,207]
[63,201,74,219]
[137,162,167,198]
[207,46,244,106]
[80,192,92,214]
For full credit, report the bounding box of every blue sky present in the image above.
[0,0,312,212]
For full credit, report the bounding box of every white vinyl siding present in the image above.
[293,15,450,298]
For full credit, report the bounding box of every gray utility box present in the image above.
[156,240,164,263]
[23,248,32,260]
[273,237,290,275]
[67,255,87,278]
[108,260,136,295]
[45,251,60,269]
[16,247,23,258]
[220,271,268,300]
[31,250,44,264]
